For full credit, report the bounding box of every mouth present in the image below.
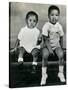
[28,25,34,28]
[30,25,34,28]
[52,19,56,23]
[53,19,56,22]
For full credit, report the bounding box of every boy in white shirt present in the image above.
[41,5,65,85]
[11,11,41,73]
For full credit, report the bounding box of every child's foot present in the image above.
[58,72,65,82]
[40,73,48,85]
[18,57,23,62]
[31,65,37,74]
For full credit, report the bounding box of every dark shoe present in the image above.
[31,65,37,74]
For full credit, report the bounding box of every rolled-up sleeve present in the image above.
[59,25,64,36]
[42,23,49,37]
[18,28,23,40]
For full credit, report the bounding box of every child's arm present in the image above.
[42,35,54,55]
[60,36,63,49]
[10,39,20,53]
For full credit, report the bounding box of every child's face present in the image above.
[49,9,59,24]
[26,15,37,29]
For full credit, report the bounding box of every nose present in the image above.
[31,20,34,24]
[30,21,35,26]
[53,15,57,18]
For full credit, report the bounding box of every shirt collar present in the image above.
[48,21,59,26]
[25,26,36,30]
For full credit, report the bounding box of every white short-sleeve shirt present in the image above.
[42,22,64,50]
[18,26,40,53]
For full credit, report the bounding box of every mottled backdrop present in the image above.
[9,2,66,48]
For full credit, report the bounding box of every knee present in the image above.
[19,47,25,54]
[19,47,23,53]
[19,47,24,50]
[58,51,63,59]
[31,49,39,57]
[42,48,49,59]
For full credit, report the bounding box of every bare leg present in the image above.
[31,48,40,73]
[41,48,49,85]
[31,48,40,65]
[55,47,65,82]
[18,47,26,62]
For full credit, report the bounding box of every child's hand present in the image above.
[10,48,17,53]
[37,34,42,45]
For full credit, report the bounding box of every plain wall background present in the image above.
[9,2,66,48]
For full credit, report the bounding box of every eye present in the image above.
[29,19,32,22]
[51,14,54,16]
[56,14,58,16]
[33,20,36,22]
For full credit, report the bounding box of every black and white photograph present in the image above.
[9,2,66,88]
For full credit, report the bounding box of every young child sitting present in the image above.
[11,11,41,73]
[41,5,65,85]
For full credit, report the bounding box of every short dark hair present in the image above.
[48,5,60,16]
[25,11,38,23]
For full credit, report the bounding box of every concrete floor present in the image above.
[9,63,66,88]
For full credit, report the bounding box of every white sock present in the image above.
[58,65,65,82]
[32,61,37,65]
[59,66,64,73]
[18,57,23,62]
[40,67,48,85]
[42,67,47,74]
